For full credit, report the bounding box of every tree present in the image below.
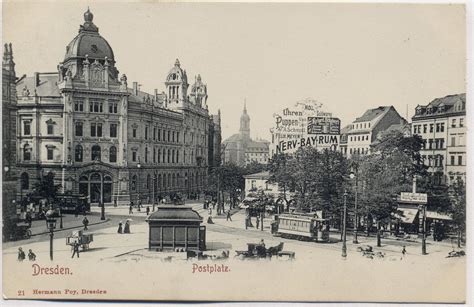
[357,131,426,246]
[268,153,295,209]
[449,178,466,248]
[31,172,61,204]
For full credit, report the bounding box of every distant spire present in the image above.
[80,7,98,32]
[243,98,247,113]
[175,58,180,67]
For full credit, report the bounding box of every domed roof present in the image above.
[166,59,187,83]
[64,8,115,62]
[191,74,206,94]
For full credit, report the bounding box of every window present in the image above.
[451,156,455,166]
[75,122,83,137]
[439,139,444,149]
[158,149,161,163]
[20,173,29,190]
[75,145,83,162]
[109,146,117,163]
[47,148,53,160]
[429,124,434,133]
[131,175,137,191]
[458,156,463,166]
[436,123,440,133]
[440,123,445,132]
[153,128,156,141]
[162,149,166,163]
[459,118,464,127]
[47,124,54,135]
[23,121,31,135]
[91,145,101,161]
[110,123,117,138]
[428,139,433,149]
[168,130,171,142]
[451,136,456,147]
[89,100,103,113]
[422,124,427,133]
[451,119,456,128]
[153,148,156,163]
[23,144,31,161]
[108,101,118,113]
[176,150,179,163]
[74,100,84,112]
[167,149,171,163]
[145,126,148,140]
[158,129,161,141]
[132,128,137,138]
[177,132,180,143]
[90,123,102,137]
[145,147,149,163]
[172,149,175,163]
[172,131,175,143]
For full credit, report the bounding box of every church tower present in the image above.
[239,102,250,139]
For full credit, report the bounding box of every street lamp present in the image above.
[342,190,348,258]
[137,161,141,206]
[349,167,359,244]
[45,208,57,261]
[59,207,63,229]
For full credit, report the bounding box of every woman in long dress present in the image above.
[124,220,131,233]
[117,221,123,234]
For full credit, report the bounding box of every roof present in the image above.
[64,9,114,62]
[244,171,270,179]
[340,125,352,135]
[147,206,202,222]
[17,73,61,97]
[413,93,466,118]
[247,140,270,149]
[353,106,391,123]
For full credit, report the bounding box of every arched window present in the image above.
[162,149,166,163]
[131,175,137,191]
[23,144,31,161]
[176,150,179,163]
[167,149,171,163]
[109,146,117,163]
[75,145,83,162]
[20,172,29,190]
[158,149,161,163]
[168,173,171,188]
[172,173,176,187]
[172,149,175,163]
[91,145,101,161]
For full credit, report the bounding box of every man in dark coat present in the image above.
[28,249,36,261]
[82,216,89,230]
[71,242,80,258]
[18,247,25,261]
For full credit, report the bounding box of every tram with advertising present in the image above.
[272,211,330,242]
[56,193,90,213]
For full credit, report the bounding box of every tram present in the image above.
[273,212,330,242]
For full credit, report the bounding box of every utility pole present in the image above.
[342,190,348,258]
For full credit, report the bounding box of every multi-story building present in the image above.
[344,106,407,157]
[2,43,18,224]
[15,9,221,205]
[223,104,270,166]
[412,93,466,185]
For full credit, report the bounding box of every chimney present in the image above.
[154,89,158,101]
[133,82,138,96]
[34,72,40,87]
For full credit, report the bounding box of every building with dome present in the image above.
[14,9,221,205]
[223,104,269,166]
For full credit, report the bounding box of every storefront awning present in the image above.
[395,207,419,223]
[426,211,453,221]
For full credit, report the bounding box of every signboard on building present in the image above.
[400,192,428,204]
[270,98,341,155]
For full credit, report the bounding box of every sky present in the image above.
[3,2,466,141]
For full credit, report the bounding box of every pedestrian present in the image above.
[28,249,36,261]
[18,247,25,262]
[256,215,260,229]
[114,199,117,207]
[207,215,214,224]
[124,220,131,233]
[129,203,133,215]
[146,206,150,216]
[212,201,216,210]
[226,210,232,221]
[117,221,123,234]
[138,200,142,212]
[82,216,89,230]
[71,241,80,258]
[401,245,406,259]
[208,207,212,216]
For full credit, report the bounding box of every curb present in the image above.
[30,218,111,237]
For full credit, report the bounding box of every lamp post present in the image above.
[349,167,359,244]
[59,207,63,229]
[45,208,57,261]
[342,189,348,258]
[137,161,141,205]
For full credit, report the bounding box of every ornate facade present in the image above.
[15,9,221,204]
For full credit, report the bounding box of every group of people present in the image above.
[117,220,131,234]
[245,214,263,230]
[17,247,36,261]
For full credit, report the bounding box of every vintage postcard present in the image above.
[1,1,468,303]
